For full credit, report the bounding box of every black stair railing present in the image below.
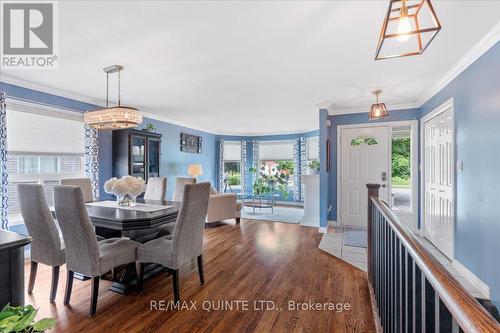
[366,184,499,333]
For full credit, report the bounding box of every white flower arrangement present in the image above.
[104,176,146,197]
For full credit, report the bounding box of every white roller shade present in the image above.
[307,136,319,160]
[7,109,85,154]
[223,141,241,161]
[259,141,294,160]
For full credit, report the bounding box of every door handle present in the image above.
[381,184,387,188]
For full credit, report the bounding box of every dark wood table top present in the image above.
[0,229,31,251]
[51,199,181,231]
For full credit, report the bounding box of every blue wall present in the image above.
[0,82,217,202]
[320,41,500,308]
[327,108,419,221]
[144,118,216,200]
[419,42,500,308]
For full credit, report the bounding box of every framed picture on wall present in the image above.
[180,133,203,154]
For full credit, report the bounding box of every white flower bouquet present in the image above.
[104,176,146,206]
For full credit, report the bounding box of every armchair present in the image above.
[205,187,242,227]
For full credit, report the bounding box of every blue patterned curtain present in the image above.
[218,139,225,192]
[293,138,301,201]
[252,139,259,171]
[299,137,308,201]
[0,92,8,230]
[240,140,247,196]
[84,125,100,200]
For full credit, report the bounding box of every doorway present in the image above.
[338,121,418,229]
[422,100,454,259]
[339,126,390,227]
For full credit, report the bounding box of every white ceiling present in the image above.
[2,1,499,135]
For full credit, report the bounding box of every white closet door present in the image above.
[424,108,453,259]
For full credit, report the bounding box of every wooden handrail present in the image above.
[370,196,500,333]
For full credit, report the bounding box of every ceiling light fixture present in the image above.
[375,0,441,60]
[84,65,143,130]
[369,90,388,120]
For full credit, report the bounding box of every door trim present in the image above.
[420,97,455,259]
[337,120,418,230]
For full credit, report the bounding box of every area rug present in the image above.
[241,206,302,224]
[343,227,367,248]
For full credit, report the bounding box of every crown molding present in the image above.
[416,21,500,107]
[327,103,418,116]
[2,74,318,136]
[1,74,105,107]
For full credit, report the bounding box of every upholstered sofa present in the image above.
[205,187,242,227]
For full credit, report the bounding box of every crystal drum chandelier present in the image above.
[84,65,143,130]
[375,0,441,60]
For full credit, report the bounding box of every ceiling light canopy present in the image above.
[375,0,441,60]
[369,90,389,120]
[84,65,143,130]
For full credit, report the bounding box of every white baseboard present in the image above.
[452,260,490,300]
[318,227,328,234]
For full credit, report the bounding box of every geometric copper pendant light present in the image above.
[368,90,389,120]
[375,0,441,60]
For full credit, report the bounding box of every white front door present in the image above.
[424,107,454,259]
[340,126,390,227]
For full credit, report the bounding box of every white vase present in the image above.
[116,193,136,207]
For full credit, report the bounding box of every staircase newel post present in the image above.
[366,184,380,285]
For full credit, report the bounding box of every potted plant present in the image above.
[307,160,320,175]
[143,123,156,132]
[0,304,56,332]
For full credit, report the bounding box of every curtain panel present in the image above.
[0,92,8,229]
[240,140,247,196]
[299,136,308,201]
[84,125,100,200]
[293,139,301,201]
[218,139,225,192]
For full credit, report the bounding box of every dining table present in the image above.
[52,198,181,294]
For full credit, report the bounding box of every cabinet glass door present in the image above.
[130,135,146,179]
[148,138,160,178]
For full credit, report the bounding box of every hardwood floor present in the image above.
[24,220,376,332]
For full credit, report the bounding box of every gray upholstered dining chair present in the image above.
[171,177,196,202]
[17,184,65,303]
[54,185,140,315]
[60,178,94,202]
[144,177,167,201]
[136,182,211,302]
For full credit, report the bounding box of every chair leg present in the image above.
[135,262,144,292]
[64,270,74,305]
[28,261,38,294]
[49,266,60,302]
[235,217,241,224]
[172,269,180,303]
[89,277,100,316]
[197,255,205,285]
